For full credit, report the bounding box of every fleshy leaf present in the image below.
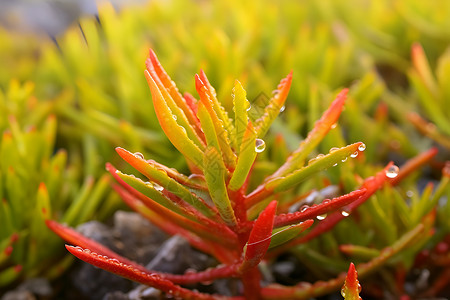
[144,70,204,168]
[411,43,440,99]
[269,163,394,255]
[111,183,238,263]
[228,122,257,191]
[408,113,450,149]
[65,246,221,300]
[232,80,250,154]
[270,88,348,178]
[341,263,361,300]
[115,171,192,219]
[254,72,292,138]
[198,70,236,148]
[115,148,216,218]
[339,245,380,260]
[144,159,207,191]
[203,146,237,227]
[197,101,222,157]
[246,142,365,207]
[108,168,237,248]
[147,50,204,139]
[239,201,277,272]
[196,75,237,169]
[273,189,366,227]
[268,219,314,249]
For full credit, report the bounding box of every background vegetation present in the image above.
[0,0,449,298]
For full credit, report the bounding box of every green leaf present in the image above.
[270,142,365,194]
[228,122,257,191]
[116,171,190,219]
[203,146,237,226]
[198,70,236,149]
[116,148,216,218]
[269,219,314,249]
[270,89,348,178]
[145,70,204,168]
[254,72,292,138]
[196,75,236,169]
[197,102,222,156]
[232,80,250,154]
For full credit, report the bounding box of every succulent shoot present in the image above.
[47,50,441,299]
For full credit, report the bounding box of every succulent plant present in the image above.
[45,50,447,299]
[0,81,115,288]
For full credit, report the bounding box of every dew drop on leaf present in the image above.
[358,143,366,151]
[341,157,348,163]
[341,210,350,217]
[329,147,339,153]
[134,152,145,159]
[300,205,309,212]
[308,158,317,165]
[331,123,337,129]
[316,214,327,220]
[350,151,358,158]
[385,165,399,178]
[279,105,286,113]
[153,183,164,192]
[255,139,266,153]
[172,115,177,121]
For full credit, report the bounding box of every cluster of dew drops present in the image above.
[72,246,162,279]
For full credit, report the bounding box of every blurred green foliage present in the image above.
[0,0,449,296]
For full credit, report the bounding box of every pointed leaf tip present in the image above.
[342,262,361,300]
[240,201,277,271]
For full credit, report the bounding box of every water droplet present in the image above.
[358,143,366,151]
[246,105,252,112]
[153,183,164,192]
[308,158,317,165]
[350,151,358,158]
[385,165,399,178]
[333,163,338,167]
[316,214,327,220]
[279,105,286,113]
[329,147,339,153]
[341,210,350,217]
[406,190,414,198]
[341,157,348,162]
[83,249,91,254]
[255,139,266,153]
[110,258,120,264]
[180,126,187,134]
[322,199,331,204]
[172,115,177,121]
[317,154,325,159]
[134,152,144,159]
[341,287,346,297]
[331,123,337,129]
[300,205,309,212]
